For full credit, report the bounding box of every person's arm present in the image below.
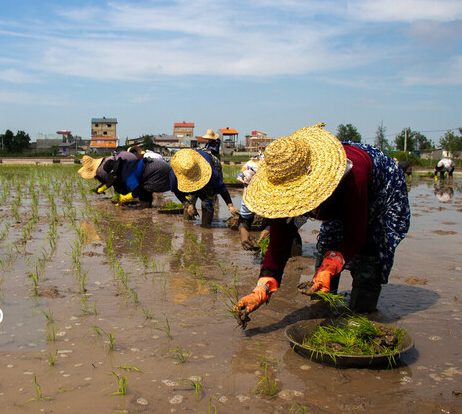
[260,218,298,285]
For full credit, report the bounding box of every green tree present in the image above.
[374,122,390,152]
[336,124,362,142]
[439,130,462,156]
[1,129,15,152]
[12,130,31,153]
[141,135,155,150]
[394,128,434,151]
[0,129,31,153]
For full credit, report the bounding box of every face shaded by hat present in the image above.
[202,129,219,140]
[78,155,104,180]
[243,123,347,219]
[170,149,212,193]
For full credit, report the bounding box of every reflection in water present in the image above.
[434,183,454,203]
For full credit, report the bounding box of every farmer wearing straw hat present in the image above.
[202,129,221,159]
[170,148,238,227]
[77,151,137,196]
[235,123,410,328]
[101,156,172,208]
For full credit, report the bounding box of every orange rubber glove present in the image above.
[235,277,279,328]
[311,251,345,293]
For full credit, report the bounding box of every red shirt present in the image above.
[261,144,373,282]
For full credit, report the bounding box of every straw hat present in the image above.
[78,155,104,180]
[202,129,219,140]
[170,149,212,193]
[243,123,347,218]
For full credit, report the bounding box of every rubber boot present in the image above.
[201,208,214,228]
[349,256,382,313]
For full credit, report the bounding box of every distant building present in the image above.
[173,122,195,146]
[245,130,273,152]
[90,117,118,151]
[219,127,239,155]
[33,133,89,155]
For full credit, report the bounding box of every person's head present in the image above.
[128,145,145,159]
[243,123,347,218]
[170,149,212,193]
[78,155,104,180]
[237,159,260,186]
[202,129,219,140]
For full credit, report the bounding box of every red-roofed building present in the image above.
[173,121,195,146]
[219,127,239,155]
[245,130,273,152]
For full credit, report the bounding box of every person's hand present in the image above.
[258,229,270,242]
[186,203,198,218]
[310,251,344,293]
[234,277,278,328]
[239,226,258,250]
[116,192,134,206]
[96,184,108,194]
[227,204,239,216]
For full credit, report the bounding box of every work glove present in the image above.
[96,184,108,194]
[235,276,278,328]
[117,192,134,206]
[305,250,345,293]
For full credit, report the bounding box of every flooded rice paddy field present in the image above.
[0,165,461,414]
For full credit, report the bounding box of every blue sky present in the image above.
[0,0,461,145]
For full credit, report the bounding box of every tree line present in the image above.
[336,123,462,155]
[0,130,31,153]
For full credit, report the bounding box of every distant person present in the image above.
[101,156,172,208]
[128,144,164,160]
[434,157,455,179]
[78,151,137,194]
[201,129,221,159]
[170,148,238,227]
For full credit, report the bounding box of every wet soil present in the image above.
[0,169,461,413]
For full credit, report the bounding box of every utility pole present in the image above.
[404,128,408,152]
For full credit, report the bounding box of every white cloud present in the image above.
[348,0,462,22]
[0,69,37,83]
[403,55,462,85]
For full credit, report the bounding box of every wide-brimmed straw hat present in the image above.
[243,123,347,218]
[170,149,212,193]
[78,155,104,180]
[202,129,219,140]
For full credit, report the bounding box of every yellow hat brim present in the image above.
[171,149,212,193]
[243,124,347,218]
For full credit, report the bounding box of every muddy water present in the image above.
[0,171,461,413]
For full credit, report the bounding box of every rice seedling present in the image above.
[42,308,55,325]
[111,371,128,395]
[118,364,141,372]
[168,346,192,364]
[29,375,52,401]
[254,359,279,399]
[91,325,116,351]
[154,314,173,339]
[178,377,203,401]
[46,324,57,342]
[301,314,406,365]
[28,268,40,296]
[80,296,98,316]
[258,235,270,256]
[290,402,311,414]
[311,291,348,311]
[206,397,218,414]
[46,350,58,367]
[142,307,155,320]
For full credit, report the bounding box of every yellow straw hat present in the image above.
[78,155,104,180]
[202,129,219,140]
[170,149,212,193]
[243,123,347,218]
